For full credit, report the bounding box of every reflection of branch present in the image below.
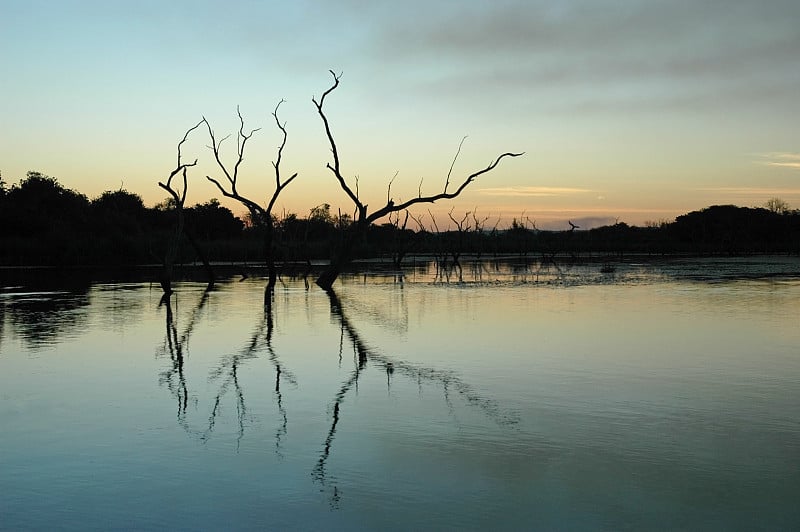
[265,293,296,455]
[157,289,212,420]
[314,288,518,505]
[331,289,517,425]
[312,362,363,489]
[313,295,367,491]
[200,293,296,451]
[157,287,296,451]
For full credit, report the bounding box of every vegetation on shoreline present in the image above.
[1,171,798,272]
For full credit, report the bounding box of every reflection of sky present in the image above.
[1,272,799,528]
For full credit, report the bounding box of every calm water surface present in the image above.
[1,259,799,530]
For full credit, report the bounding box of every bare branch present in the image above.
[447,207,469,231]
[203,104,294,229]
[445,136,467,194]
[313,71,364,214]
[386,171,399,206]
[234,106,261,189]
[471,208,489,232]
[158,120,203,204]
[401,209,409,231]
[409,212,426,232]
[427,209,441,233]
[266,99,298,215]
[368,151,524,223]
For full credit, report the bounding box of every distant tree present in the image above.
[3,171,89,236]
[309,203,333,224]
[91,189,148,262]
[0,171,90,264]
[205,102,298,290]
[92,189,147,235]
[306,203,337,241]
[764,197,790,214]
[670,205,792,253]
[185,198,244,241]
[643,218,671,229]
[312,70,523,289]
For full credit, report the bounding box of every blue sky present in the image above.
[2,0,798,228]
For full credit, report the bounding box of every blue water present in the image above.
[1,260,799,530]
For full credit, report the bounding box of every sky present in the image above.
[1,0,799,229]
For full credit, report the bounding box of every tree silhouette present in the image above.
[157,121,210,295]
[205,102,298,290]
[764,197,791,214]
[312,70,523,289]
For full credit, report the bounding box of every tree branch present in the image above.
[203,109,266,220]
[266,99,298,215]
[313,70,364,214]
[158,120,203,205]
[367,151,524,223]
[445,136,467,194]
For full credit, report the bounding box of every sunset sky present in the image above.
[2,0,798,229]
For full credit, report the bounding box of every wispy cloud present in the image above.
[697,186,800,196]
[365,0,800,113]
[759,152,800,169]
[477,186,591,197]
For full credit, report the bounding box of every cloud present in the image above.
[759,152,800,169]
[697,186,800,196]
[477,186,591,197]
[362,0,800,113]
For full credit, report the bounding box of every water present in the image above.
[1,259,799,530]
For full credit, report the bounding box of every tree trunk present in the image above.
[315,261,342,291]
[315,223,361,290]
[161,207,184,295]
[265,224,277,290]
[183,226,215,288]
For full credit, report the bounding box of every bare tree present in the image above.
[157,120,208,295]
[764,197,791,214]
[386,208,412,270]
[205,102,298,290]
[312,71,523,289]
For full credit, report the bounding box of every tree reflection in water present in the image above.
[157,289,210,423]
[313,288,519,507]
[156,282,516,508]
[3,286,91,348]
[157,286,296,453]
[0,295,5,354]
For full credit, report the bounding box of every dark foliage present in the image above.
[1,172,798,269]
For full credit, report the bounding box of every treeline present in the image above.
[0,172,245,266]
[1,171,799,268]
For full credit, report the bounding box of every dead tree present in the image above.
[387,209,412,269]
[205,102,297,290]
[424,210,450,279]
[470,209,490,260]
[312,70,523,289]
[446,207,470,279]
[157,120,212,295]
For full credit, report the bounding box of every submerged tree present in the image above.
[157,120,214,295]
[312,71,523,289]
[204,102,298,290]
